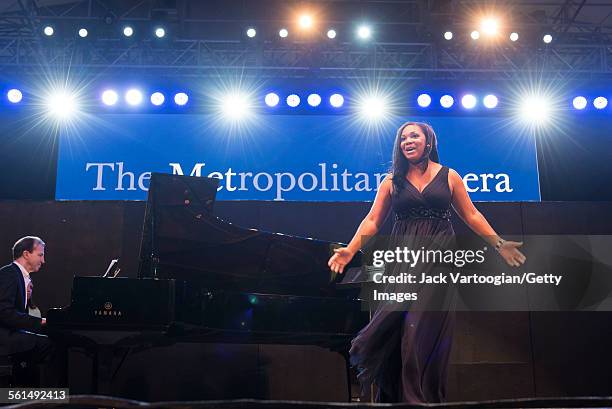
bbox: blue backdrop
[55,114,540,201]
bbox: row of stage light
[38,16,554,44]
[4,88,610,111]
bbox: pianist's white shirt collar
[13,260,30,281]
[13,261,31,309]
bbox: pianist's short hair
[12,236,45,260]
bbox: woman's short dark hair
[391,121,440,191]
[12,236,45,260]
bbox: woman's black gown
[349,166,456,403]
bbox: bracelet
[494,238,506,252]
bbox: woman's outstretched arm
[449,168,526,267]
[328,176,393,273]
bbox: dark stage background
[0,199,611,401]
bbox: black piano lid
[138,173,363,296]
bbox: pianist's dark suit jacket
[0,263,43,355]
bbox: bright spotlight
[444,31,453,40]
[101,90,119,106]
[246,28,256,38]
[279,28,289,38]
[594,97,608,110]
[155,27,166,38]
[327,29,337,39]
[174,92,188,106]
[440,95,454,108]
[7,89,23,104]
[483,94,498,109]
[572,96,587,110]
[510,32,519,42]
[470,30,480,40]
[417,94,431,108]
[286,94,300,107]
[123,26,134,37]
[357,25,371,40]
[357,95,389,121]
[264,93,279,107]
[43,26,54,36]
[78,28,88,38]
[150,92,165,106]
[125,89,143,106]
[481,19,498,36]
[330,93,344,108]
[221,93,251,120]
[519,96,551,125]
[543,34,552,44]
[46,91,77,119]
[461,94,477,109]
[299,15,313,29]
[307,94,321,107]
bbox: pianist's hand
[41,318,47,325]
[328,247,354,274]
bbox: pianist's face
[23,243,45,273]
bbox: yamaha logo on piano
[93,301,123,317]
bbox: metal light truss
[0,0,611,80]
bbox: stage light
[150,92,165,106]
[543,34,552,44]
[221,93,252,120]
[481,19,498,36]
[510,32,519,42]
[330,93,344,108]
[444,31,453,40]
[417,94,431,108]
[357,95,389,121]
[246,28,256,38]
[327,29,337,39]
[264,93,279,107]
[483,94,498,109]
[572,96,587,110]
[155,27,166,38]
[286,94,300,107]
[299,15,313,29]
[43,26,54,36]
[101,90,119,106]
[307,94,321,107]
[594,97,608,110]
[7,89,23,104]
[125,89,143,106]
[78,28,88,38]
[174,92,188,106]
[123,26,134,37]
[357,25,371,40]
[461,94,477,109]
[440,95,454,108]
[279,28,288,38]
[470,30,480,40]
[519,96,551,125]
[46,91,78,119]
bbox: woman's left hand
[498,241,526,267]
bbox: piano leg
[92,346,114,395]
[339,350,352,402]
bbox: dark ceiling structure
[0,0,611,80]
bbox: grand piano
[47,173,368,396]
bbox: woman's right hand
[328,247,355,274]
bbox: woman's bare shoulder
[381,173,394,193]
[447,167,462,180]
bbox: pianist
[0,236,53,386]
